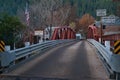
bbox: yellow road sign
[114,40,120,54]
[0,40,5,52]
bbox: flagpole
[25,2,30,44]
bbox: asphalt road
[2,40,109,80]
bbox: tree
[52,4,71,26]
[29,0,63,29]
[0,14,26,49]
[64,4,77,25]
[79,13,95,35]
[69,22,76,31]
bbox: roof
[104,31,120,35]
[103,26,120,35]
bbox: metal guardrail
[88,39,120,80]
[0,40,75,69]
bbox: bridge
[0,27,120,80]
[0,39,120,80]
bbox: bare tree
[53,4,71,26]
[30,0,63,29]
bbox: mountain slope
[0,0,117,18]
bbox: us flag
[25,3,30,26]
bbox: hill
[0,0,118,18]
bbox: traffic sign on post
[96,9,106,17]
[96,9,107,44]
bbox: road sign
[34,30,43,36]
[96,9,106,16]
[101,17,115,23]
[0,40,5,52]
[114,40,120,54]
[101,15,116,23]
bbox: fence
[88,39,120,80]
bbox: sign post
[96,9,106,44]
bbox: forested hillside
[64,0,117,17]
[0,0,118,17]
[0,0,26,15]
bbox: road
[1,40,109,80]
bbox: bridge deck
[1,40,109,80]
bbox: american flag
[25,3,30,26]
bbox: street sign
[96,9,106,16]
[34,30,43,36]
[101,15,116,23]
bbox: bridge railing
[0,39,75,71]
[88,39,120,79]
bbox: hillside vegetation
[0,0,117,17]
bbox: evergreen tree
[0,13,26,48]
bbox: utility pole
[96,9,106,44]
[25,2,31,45]
[100,22,103,44]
